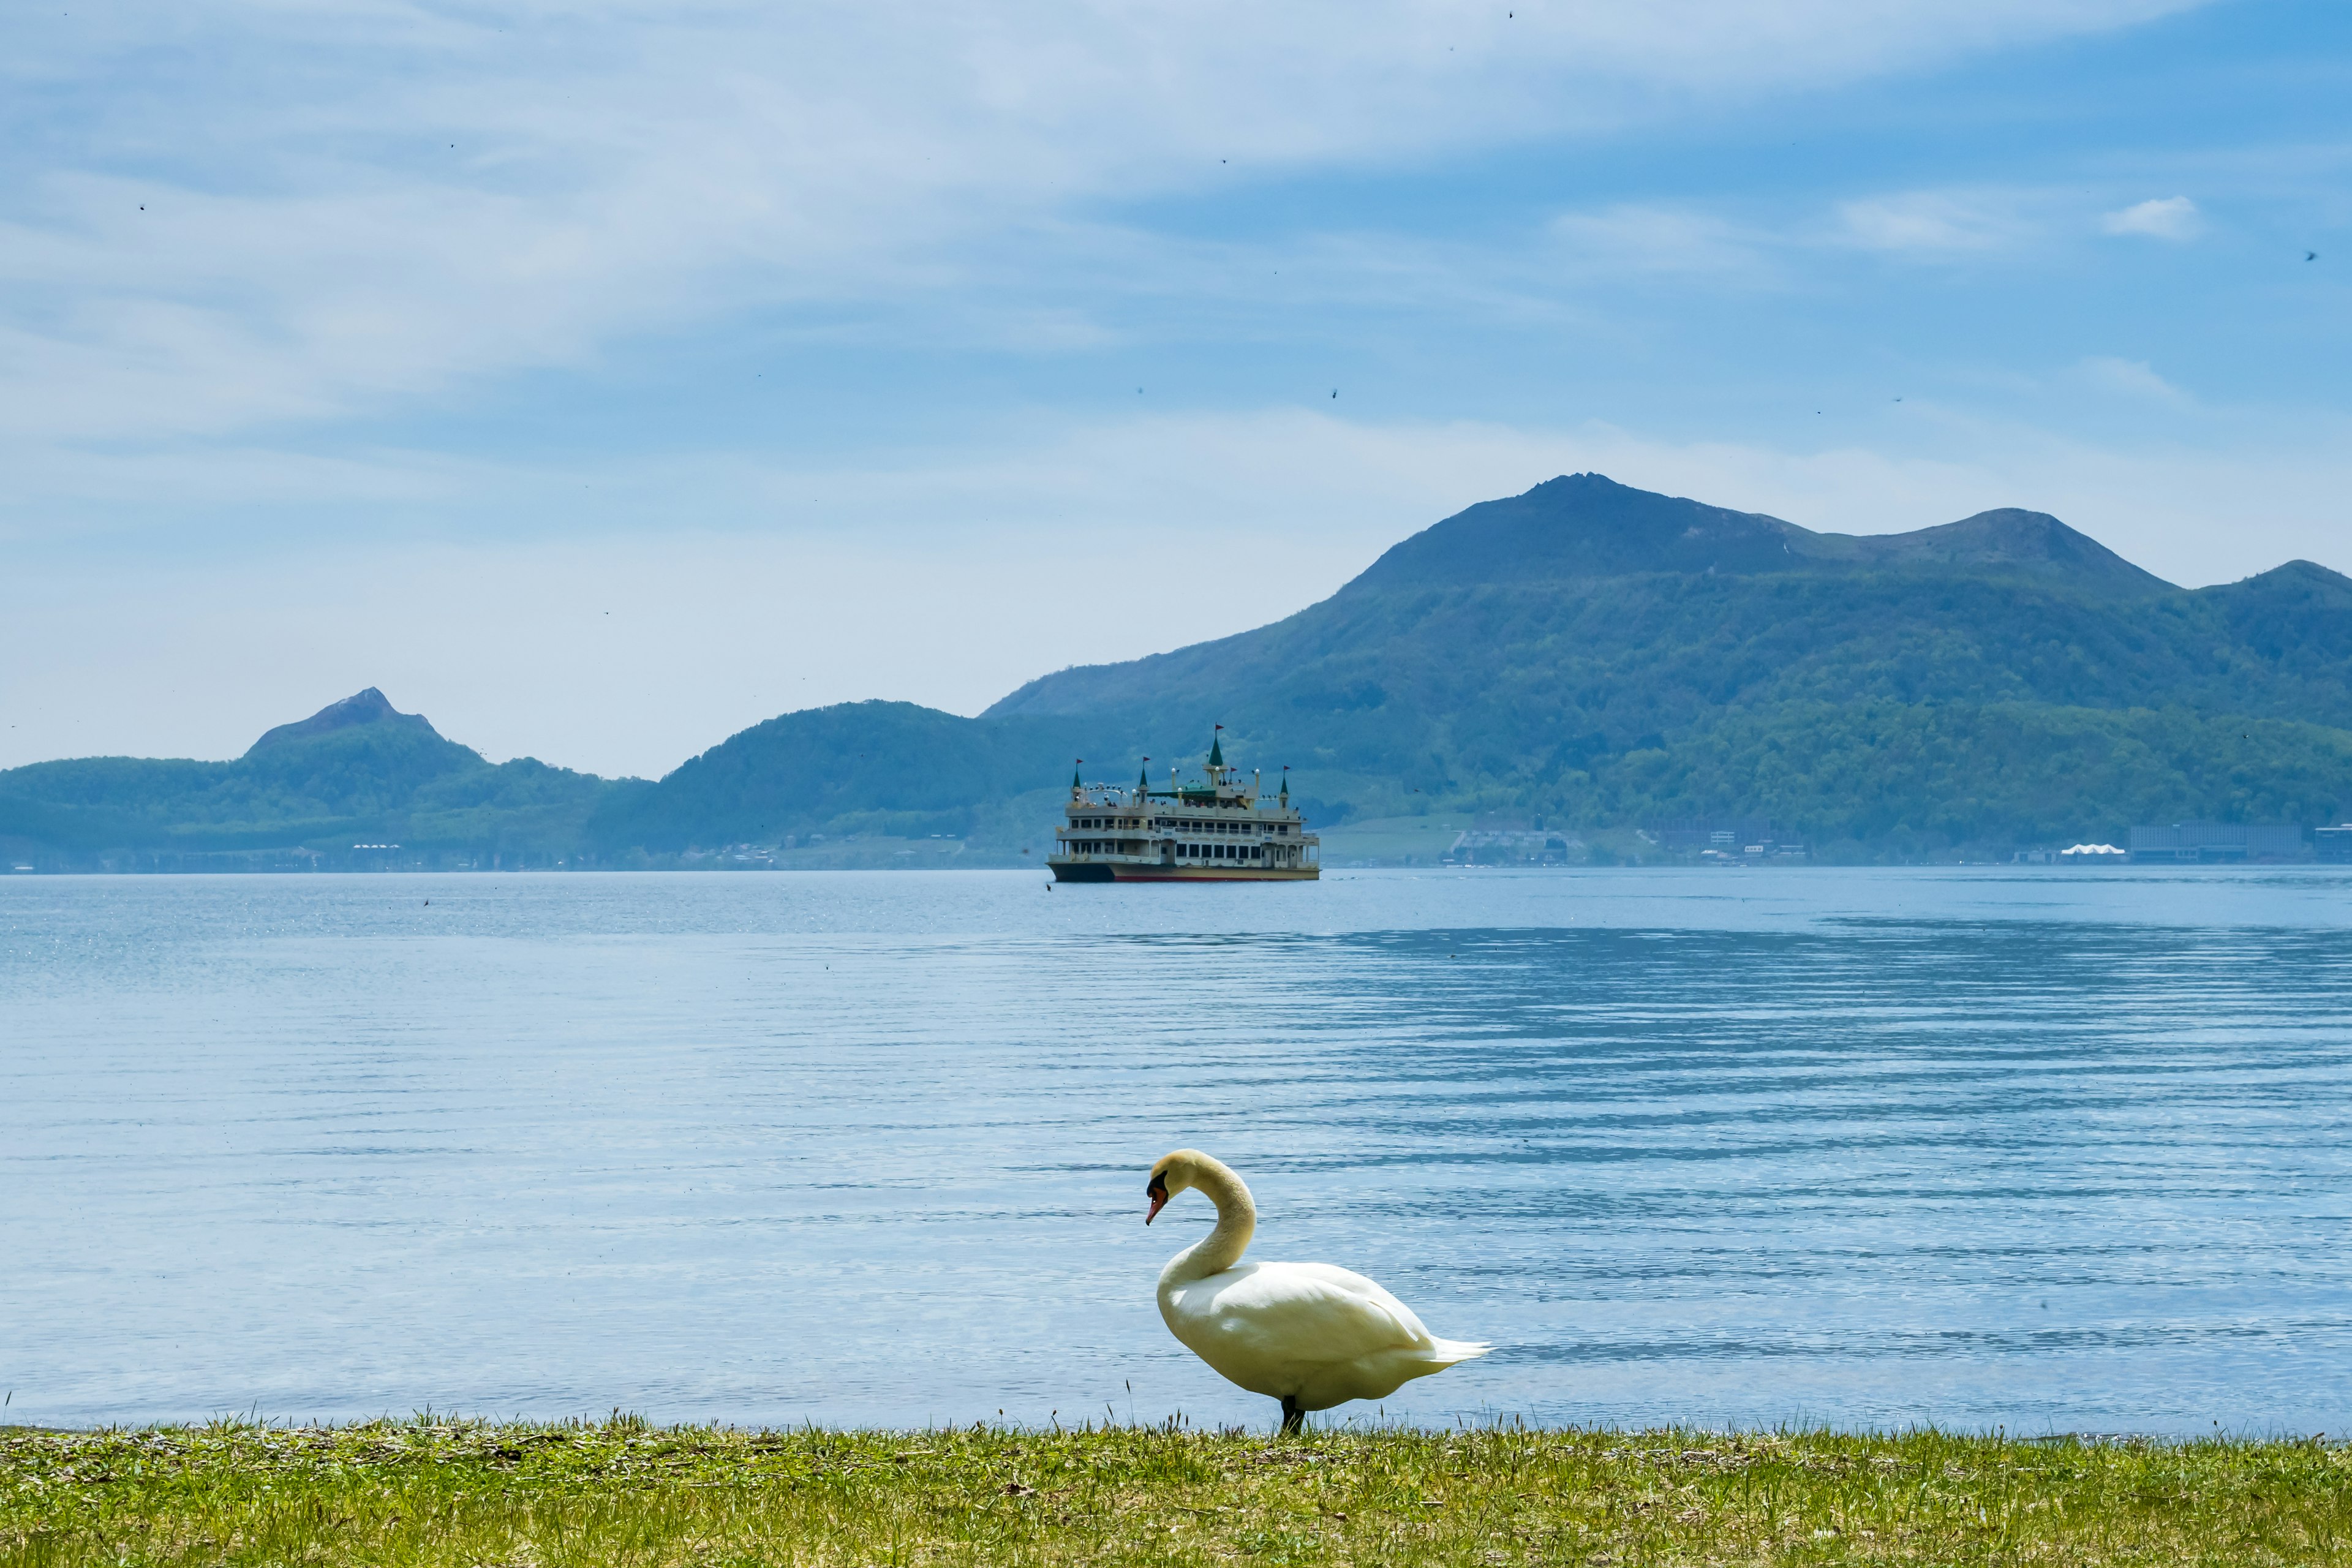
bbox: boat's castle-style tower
[1047,731,1319,883]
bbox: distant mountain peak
[245,688,442,755]
[1348,473,1804,590]
[1822,507,2172,592]
[1346,475,2172,596]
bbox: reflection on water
[3,867,2349,1434]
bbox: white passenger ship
[1048,734,1319,882]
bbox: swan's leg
[1278,1396,1303,1438]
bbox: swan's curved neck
[1165,1156,1257,1283]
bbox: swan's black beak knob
[1146,1174,1169,1225]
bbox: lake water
[4,867,2350,1436]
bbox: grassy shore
[6,1417,2349,1566]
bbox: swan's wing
[1175,1261,1436,1366]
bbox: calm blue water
[4,867,2350,1436]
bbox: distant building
[1641,816,1804,861]
[1444,828,1582,866]
[2017,844,2124,863]
[1647,816,1774,851]
[2317,826,2352,864]
[2127,823,2304,864]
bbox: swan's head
[1146,1148,1209,1225]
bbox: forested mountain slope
[581,702,1088,853]
[984,475,2352,850]
[9,476,2350,865]
[0,690,635,868]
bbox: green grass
[7,1418,2351,1566]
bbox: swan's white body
[1148,1150,1488,1419]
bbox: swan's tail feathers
[1427,1337,1492,1366]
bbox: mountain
[598,473,2352,860]
[582,701,1089,853]
[246,686,441,752]
[982,474,2352,851]
[8,473,2351,867]
[0,691,640,870]
[1335,475,2173,597]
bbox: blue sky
[4,0,2346,776]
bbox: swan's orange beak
[1145,1174,1169,1225]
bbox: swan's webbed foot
[1278,1395,1304,1438]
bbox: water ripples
[3,869,2349,1434]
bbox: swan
[1146,1148,1490,1434]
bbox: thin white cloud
[1547,205,1779,282]
[1833,190,2030,254]
[2101,195,2203,239]
[0,0,2209,452]
[2077,355,2188,401]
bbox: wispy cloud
[1547,205,1779,282]
[0,0,2211,454]
[2077,355,2188,401]
[1833,190,2032,254]
[2101,195,2203,239]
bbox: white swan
[1146,1148,1490,1434]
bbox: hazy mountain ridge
[0,693,636,867]
[581,701,1092,853]
[1331,475,2176,597]
[7,474,2351,866]
[974,475,2352,848]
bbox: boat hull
[1049,860,1317,883]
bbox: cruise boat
[1048,734,1320,882]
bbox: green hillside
[982,475,2352,852]
[7,475,2350,867]
[581,701,1091,854]
[0,690,638,870]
